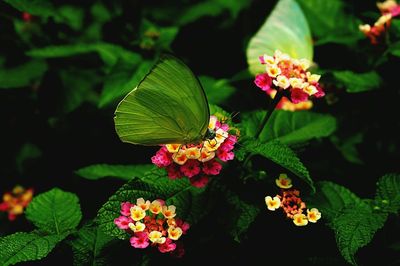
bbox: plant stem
[242,90,284,168]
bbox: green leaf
[27,43,140,66]
[97,169,205,239]
[241,110,336,145]
[388,41,400,57]
[199,76,235,105]
[98,60,152,108]
[0,60,47,89]
[4,0,56,18]
[71,224,114,266]
[239,139,314,191]
[333,71,382,93]
[375,173,400,214]
[332,208,387,265]
[56,5,84,31]
[297,0,363,45]
[25,188,82,235]
[16,143,42,173]
[0,231,68,266]
[75,164,155,181]
[310,181,369,221]
[331,133,364,164]
[246,0,313,75]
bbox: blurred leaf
[177,0,250,26]
[388,41,400,57]
[26,188,82,235]
[97,169,206,239]
[75,164,155,181]
[0,60,47,89]
[59,69,99,113]
[239,139,314,191]
[55,5,84,31]
[297,0,363,45]
[139,20,179,51]
[375,173,400,214]
[247,0,313,75]
[0,231,68,266]
[209,104,232,119]
[16,143,42,173]
[241,110,336,145]
[98,60,152,108]
[27,43,140,66]
[332,208,387,265]
[331,133,364,164]
[199,76,235,105]
[4,0,56,18]
[310,181,369,221]
[332,71,382,93]
[71,223,114,266]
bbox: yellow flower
[172,151,188,165]
[208,116,218,130]
[265,196,281,211]
[374,13,392,26]
[262,54,276,65]
[128,221,146,232]
[130,206,146,221]
[167,218,176,227]
[10,204,24,215]
[298,58,311,71]
[293,213,308,226]
[266,65,281,78]
[377,0,397,12]
[303,85,318,96]
[289,77,304,88]
[186,147,200,159]
[215,128,228,143]
[149,200,163,214]
[275,174,293,189]
[273,75,290,89]
[148,231,166,244]
[274,50,290,62]
[198,149,215,162]
[204,138,221,152]
[168,227,183,240]
[359,24,371,34]
[136,198,150,211]
[306,72,321,83]
[166,144,181,153]
[162,205,177,219]
[307,208,321,223]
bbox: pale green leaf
[75,164,155,181]
[0,231,68,266]
[375,173,400,214]
[241,110,336,145]
[332,208,387,265]
[0,60,47,89]
[333,71,382,93]
[199,76,235,105]
[247,0,313,75]
[25,188,82,235]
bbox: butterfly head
[204,128,216,140]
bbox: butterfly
[114,54,213,146]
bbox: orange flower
[0,185,34,221]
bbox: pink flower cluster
[114,198,189,257]
[254,50,325,106]
[359,0,400,44]
[151,116,238,188]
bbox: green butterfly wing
[114,55,210,145]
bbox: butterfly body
[114,55,210,146]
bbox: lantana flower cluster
[151,116,237,188]
[359,0,400,44]
[114,198,189,256]
[254,50,324,110]
[0,185,34,221]
[265,174,321,226]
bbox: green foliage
[25,188,82,235]
[310,181,369,221]
[27,43,140,66]
[99,60,152,108]
[239,138,314,191]
[0,60,47,89]
[4,0,56,18]
[16,142,42,173]
[241,110,336,145]
[71,224,114,266]
[375,173,400,213]
[332,208,387,265]
[75,164,155,181]
[199,76,235,105]
[296,0,363,45]
[0,231,68,266]
[331,133,364,164]
[332,71,382,93]
[247,0,313,75]
[96,169,207,239]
